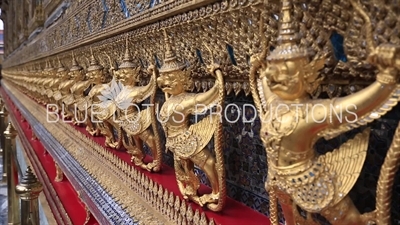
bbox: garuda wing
[288,128,370,212]
[319,128,370,206]
[165,114,219,159]
[119,107,152,136]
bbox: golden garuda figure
[92,39,139,149]
[41,60,56,105]
[56,53,84,119]
[35,63,47,104]
[28,65,41,101]
[156,30,226,211]
[64,54,90,126]
[96,38,163,172]
[48,57,69,112]
[32,65,43,102]
[77,48,108,136]
[28,70,34,97]
[249,0,400,224]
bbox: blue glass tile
[196,49,204,64]
[226,44,237,66]
[101,0,109,28]
[119,0,130,18]
[154,55,161,69]
[149,0,157,8]
[86,7,92,33]
[330,31,347,62]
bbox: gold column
[4,122,20,225]
[16,166,44,225]
[0,104,9,181]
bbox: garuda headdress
[57,57,67,73]
[87,48,104,72]
[70,51,83,72]
[267,0,308,62]
[119,38,136,69]
[267,0,326,92]
[159,30,186,73]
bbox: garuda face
[157,70,187,96]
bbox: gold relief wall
[5,0,400,92]
[1,0,400,224]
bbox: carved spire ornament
[70,51,83,72]
[119,37,136,69]
[159,29,186,73]
[87,47,103,72]
[267,0,307,62]
[56,56,66,73]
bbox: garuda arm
[318,3,400,140]
[317,0,400,139]
[184,64,225,115]
[124,73,156,104]
[249,53,273,116]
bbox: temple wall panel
[1,0,400,224]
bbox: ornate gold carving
[157,30,226,211]
[94,37,163,172]
[63,54,88,125]
[6,0,400,95]
[249,0,400,224]
[4,0,400,224]
[375,122,400,225]
[4,80,223,224]
[4,0,219,67]
[4,97,74,225]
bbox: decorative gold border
[4,0,220,67]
